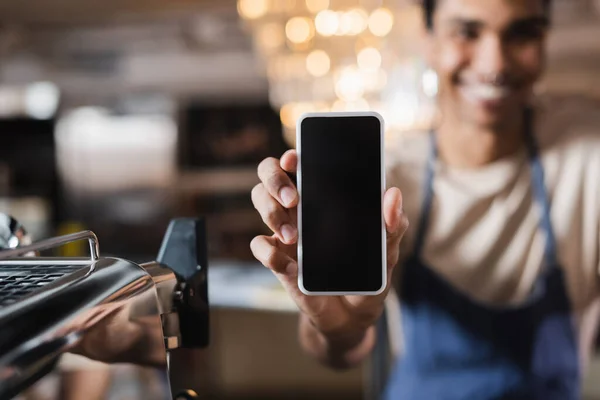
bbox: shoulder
[535,95,600,215]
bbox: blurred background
[1,0,600,399]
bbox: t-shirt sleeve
[552,97,600,279]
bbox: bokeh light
[306,50,331,77]
[305,0,329,14]
[315,10,339,36]
[368,8,394,37]
[286,17,315,44]
[237,0,269,20]
[357,47,382,71]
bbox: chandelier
[237,0,438,146]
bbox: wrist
[318,322,370,350]
[299,314,375,369]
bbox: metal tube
[0,231,100,262]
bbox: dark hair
[423,0,552,30]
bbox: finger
[386,211,408,271]
[258,157,298,208]
[250,235,329,317]
[250,235,300,289]
[384,187,408,238]
[280,150,298,174]
[250,235,296,275]
[384,187,409,270]
[251,183,297,245]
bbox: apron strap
[524,108,559,268]
[411,109,558,268]
[412,130,437,257]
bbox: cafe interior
[1,0,600,399]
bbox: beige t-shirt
[385,95,600,369]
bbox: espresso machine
[0,213,210,400]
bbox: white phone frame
[296,111,387,296]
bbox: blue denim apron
[384,120,580,399]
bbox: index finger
[280,149,298,174]
[258,157,298,208]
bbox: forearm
[298,313,376,370]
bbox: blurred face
[428,0,549,129]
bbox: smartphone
[296,111,386,296]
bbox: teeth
[463,84,510,102]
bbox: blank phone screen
[299,115,384,293]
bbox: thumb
[383,188,408,272]
[384,188,409,259]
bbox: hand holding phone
[250,112,409,341]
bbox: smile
[460,83,512,104]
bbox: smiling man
[250,0,600,398]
